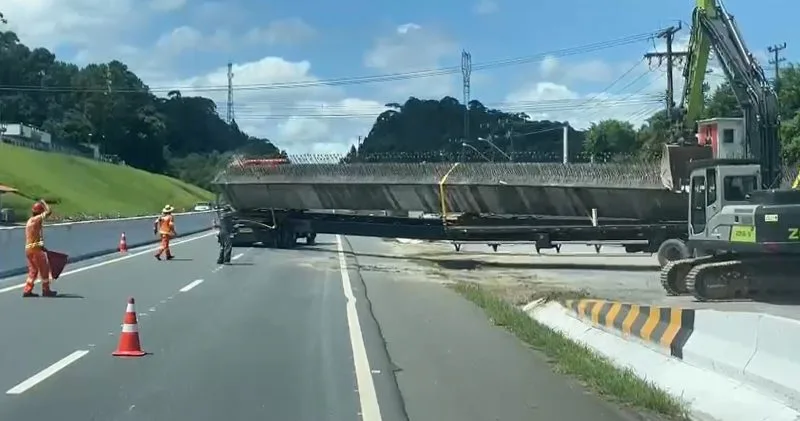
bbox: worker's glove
[153,229,157,236]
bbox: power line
[0,30,661,94]
[229,98,662,119]
[768,42,787,91]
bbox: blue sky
[3,0,797,153]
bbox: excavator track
[659,255,720,296]
[660,258,699,295]
[684,255,800,302]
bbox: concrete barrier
[526,300,800,421]
[562,299,695,358]
[682,310,800,409]
[562,300,800,411]
[0,211,215,278]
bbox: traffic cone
[118,232,128,253]
[112,297,146,357]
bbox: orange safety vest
[25,216,45,250]
[156,215,175,236]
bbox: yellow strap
[437,163,460,223]
[25,241,44,249]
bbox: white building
[695,117,746,159]
[0,123,52,144]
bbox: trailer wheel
[555,244,561,253]
[453,243,461,252]
[490,244,499,252]
[656,239,690,267]
[534,245,541,254]
[306,233,316,245]
[594,244,602,253]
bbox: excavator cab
[685,159,761,249]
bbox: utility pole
[461,50,472,143]
[768,43,787,91]
[226,62,235,124]
[644,23,688,123]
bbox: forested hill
[346,65,800,165]
[347,97,587,162]
[0,30,282,189]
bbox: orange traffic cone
[118,233,128,253]
[112,297,146,357]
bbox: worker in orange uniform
[153,204,177,261]
[23,200,57,297]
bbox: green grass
[450,282,690,420]
[0,142,213,221]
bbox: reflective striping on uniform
[564,299,695,359]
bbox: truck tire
[656,239,690,267]
[306,233,316,245]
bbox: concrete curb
[562,299,695,358]
[0,211,215,278]
[523,299,800,421]
[559,299,800,409]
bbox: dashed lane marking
[179,279,204,292]
[6,350,90,395]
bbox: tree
[352,96,585,163]
[0,29,283,187]
[584,120,637,160]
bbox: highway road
[0,232,661,421]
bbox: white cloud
[161,57,388,154]
[155,26,204,54]
[363,22,459,100]
[1,0,143,52]
[148,0,186,12]
[473,0,499,15]
[503,33,731,130]
[246,18,316,46]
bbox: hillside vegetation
[0,28,284,198]
[0,142,212,221]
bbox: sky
[1,0,797,155]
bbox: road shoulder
[341,236,668,421]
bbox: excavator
[658,0,800,301]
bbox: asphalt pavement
[0,232,660,420]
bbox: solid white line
[0,231,216,295]
[179,279,204,292]
[335,235,383,421]
[6,350,90,395]
[232,253,244,260]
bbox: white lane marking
[232,253,244,260]
[179,279,203,292]
[335,235,383,421]
[0,231,216,295]
[6,350,90,395]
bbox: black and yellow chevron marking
[562,299,695,359]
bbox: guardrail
[0,211,216,278]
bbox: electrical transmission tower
[226,62,235,124]
[768,42,787,91]
[461,50,472,142]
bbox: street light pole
[461,142,491,162]
[477,136,512,161]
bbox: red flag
[46,250,69,279]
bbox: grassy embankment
[451,282,689,420]
[0,142,213,222]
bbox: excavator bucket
[660,144,713,191]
